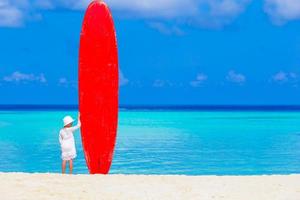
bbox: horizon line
[2,104,300,111]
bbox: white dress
[59,120,81,161]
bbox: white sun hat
[63,116,75,126]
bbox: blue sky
[1,0,300,105]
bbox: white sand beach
[1,173,300,200]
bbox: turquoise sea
[0,108,300,175]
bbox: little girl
[59,113,81,174]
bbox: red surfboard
[79,0,119,174]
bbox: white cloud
[108,0,251,28]
[119,70,129,86]
[148,22,184,35]
[153,79,165,87]
[272,71,288,82]
[264,0,300,24]
[58,77,77,88]
[152,79,174,87]
[39,74,47,83]
[0,0,86,27]
[226,70,246,84]
[190,73,208,87]
[3,71,47,83]
[195,0,251,28]
[0,1,24,27]
[272,71,298,82]
[0,0,251,28]
[153,79,164,87]
[33,0,89,10]
[106,0,197,19]
[33,0,54,9]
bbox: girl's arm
[68,113,81,132]
[70,119,81,132]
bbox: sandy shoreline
[1,173,300,200]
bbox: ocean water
[0,109,300,175]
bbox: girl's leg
[62,160,67,174]
[69,159,73,174]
